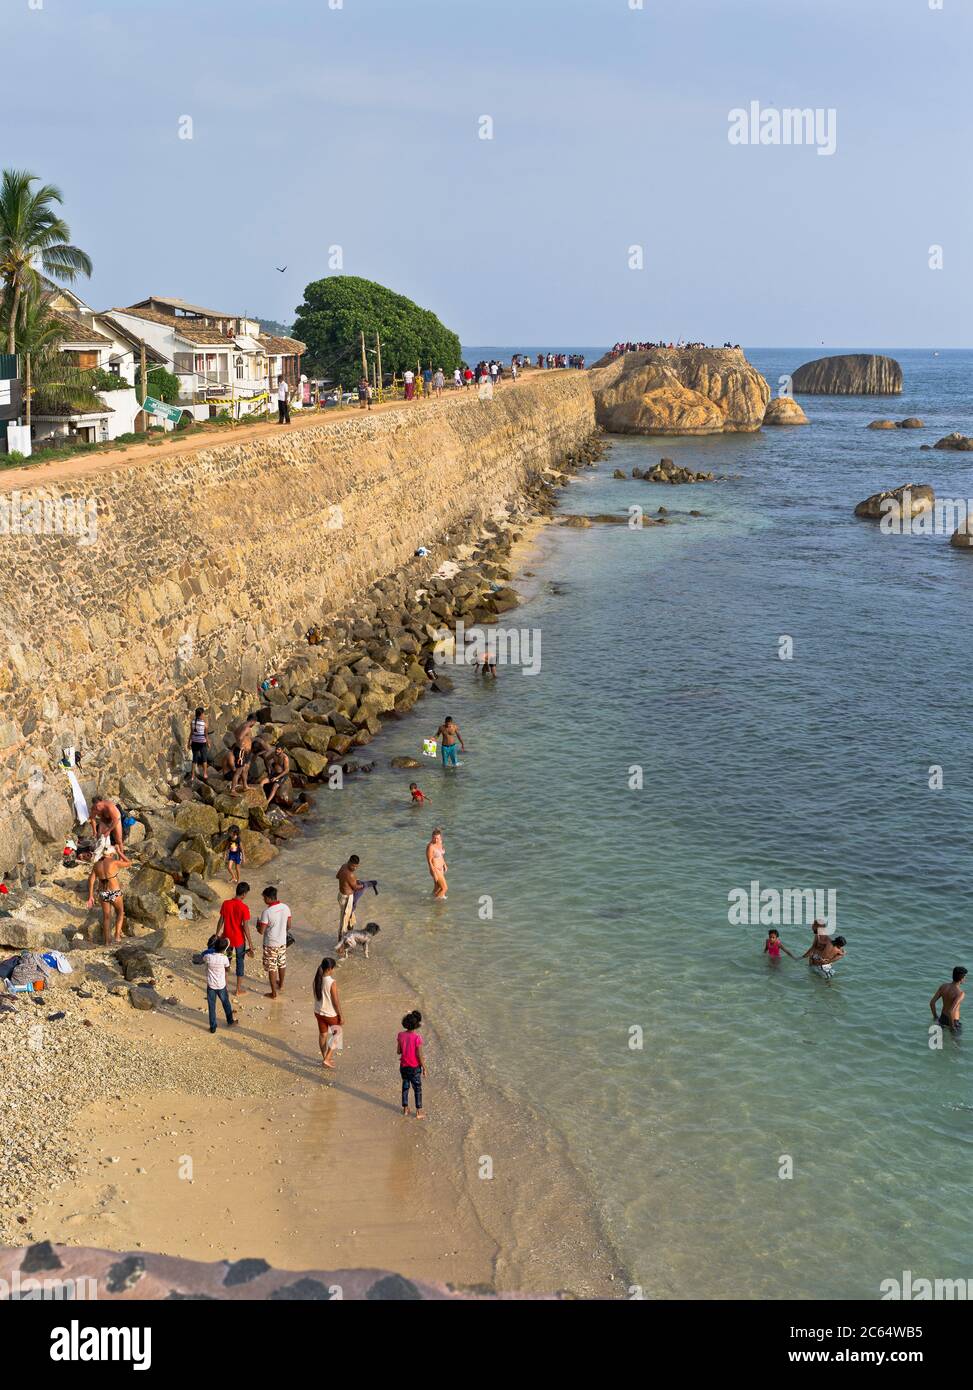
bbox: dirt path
[0,375,556,494]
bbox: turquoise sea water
[302,349,973,1299]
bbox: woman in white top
[313,956,342,1070]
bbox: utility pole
[139,340,148,432]
[360,331,368,384]
[375,333,383,402]
[24,353,31,430]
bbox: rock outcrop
[763,397,809,426]
[590,348,770,436]
[854,483,934,521]
[791,353,902,395]
[934,432,973,451]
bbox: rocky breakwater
[589,348,770,436]
[0,371,597,879]
[791,353,903,395]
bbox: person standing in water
[763,929,795,961]
[336,855,364,939]
[426,828,447,899]
[435,715,465,768]
[397,1010,426,1118]
[930,966,967,1032]
[313,957,342,1070]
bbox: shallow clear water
[297,349,973,1299]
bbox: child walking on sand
[225,827,245,883]
[193,933,237,1034]
[397,1010,426,1118]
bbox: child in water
[409,782,427,806]
[763,929,795,961]
[225,827,245,884]
[397,1010,426,1119]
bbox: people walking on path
[218,881,254,996]
[426,828,448,899]
[397,1010,426,1118]
[358,376,371,410]
[257,885,290,999]
[313,956,342,1070]
[403,368,415,400]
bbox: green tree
[293,275,461,380]
[0,170,93,355]
[145,366,180,403]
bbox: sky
[5,0,972,346]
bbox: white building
[29,288,162,445]
[105,296,304,421]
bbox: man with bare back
[930,967,966,1032]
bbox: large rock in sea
[933,432,973,451]
[854,483,934,521]
[590,348,769,436]
[791,353,902,395]
[763,397,809,426]
[950,520,973,550]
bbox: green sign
[142,395,183,423]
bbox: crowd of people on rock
[609,339,741,356]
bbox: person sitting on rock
[260,745,291,806]
[89,795,130,865]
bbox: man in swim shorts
[803,933,846,977]
[930,966,966,1032]
[435,716,465,768]
[86,846,127,944]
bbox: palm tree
[0,287,105,428]
[0,169,93,355]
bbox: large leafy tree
[0,169,93,354]
[293,275,461,380]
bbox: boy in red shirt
[409,782,428,806]
[218,882,254,996]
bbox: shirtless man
[230,715,260,793]
[86,847,126,944]
[930,966,967,1032]
[336,855,364,939]
[802,931,846,978]
[426,828,447,899]
[435,716,465,769]
[88,795,130,864]
[261,745,290,806]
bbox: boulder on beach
[854,483,934,521]
[763,396,809,426]
[590,347,770,436]
[791,353,902,395]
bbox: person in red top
[218,882,254,996]
[409,782,427,806]
[397,1009,426,1119]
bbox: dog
[335,921,381,960]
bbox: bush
[146,366,181,403]
[89,367,130,392]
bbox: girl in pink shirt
[397,1010,426,1119]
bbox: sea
[293,347,973,1299]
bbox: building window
[235,354,244,381]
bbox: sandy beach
[5,493,624,1299]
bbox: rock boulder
[791,353,902,395]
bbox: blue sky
[5,0,971,345]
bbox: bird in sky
[276,265,287,273]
